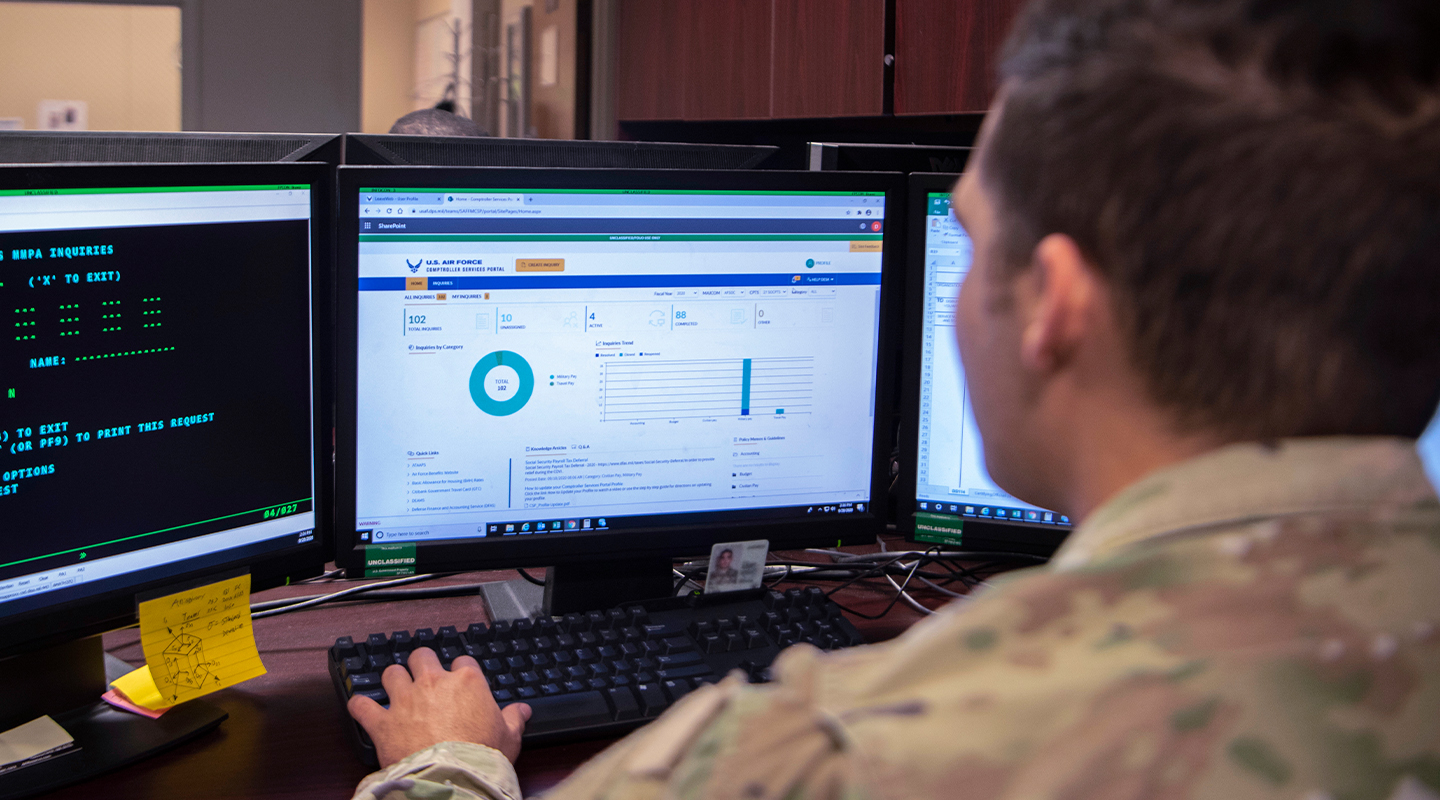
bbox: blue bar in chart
[740,358,752,416]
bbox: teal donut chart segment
[469,350,535,416]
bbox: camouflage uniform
[354,437,1440,800]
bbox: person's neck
[1056,401,1228,523]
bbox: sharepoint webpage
[914,192,1069,526]
[355,189,886,543]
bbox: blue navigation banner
[359,273,883,291]
[358,217,882,235]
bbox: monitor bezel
[334,165,904,575]
[898,172,1072,554]
[0,162,331,658]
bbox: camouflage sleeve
[352,741,523,800]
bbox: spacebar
[511,691,613,734]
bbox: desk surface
[41,539,973,800]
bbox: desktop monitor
[343,134,777,170]
[335,166,903,614]
[807,142,972,174]
[0,163,328,796]
[899,173,1072,555]
[0,131,342,164]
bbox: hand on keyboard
[347,646,534,767]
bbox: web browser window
[914,192,1069,528]
[0,184,316,611]
[354,188,887,542]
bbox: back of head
[985,0,1440,440]
[389,108,486,137]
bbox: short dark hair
[389,108,486,137]
[985,0,1440,439]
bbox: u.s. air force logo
[407,258,422,273]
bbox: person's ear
[1018,233,1099,374]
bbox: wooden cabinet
[894,0,1025,114]
[771,0,885,119]
[684,0,773,120]
[615,0,1015,122]
[615,0,689,120]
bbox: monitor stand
[479,557,675,620]
[0,635,227,800]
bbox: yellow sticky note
[137,573,266,707]
[109,665,168,711]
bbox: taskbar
[916,499,1071,527]
[356,500,869,544]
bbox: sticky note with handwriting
[138,573,266,706]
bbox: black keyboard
[328,586,865,767]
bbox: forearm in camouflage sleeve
[352,741,524,800]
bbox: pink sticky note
[101,689,168,719]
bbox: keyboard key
[563,680,585,693]
[619,643,639,657]
[511,639,531,655]
[393,650,411,667]
[586,611,606,629]
[587,677,608,690]
[353,687,389,706]
[609,674,631,687]
[520,671,541,685]
[495,674,518,688]
[415,628,437,648]
[366,633,390,652]
[566,666,587,680]
[661,679,691,703]
[391,631,414,652]
[482,658,506,674]
[491,621,512,638]
[542,667,564,682]
[607,686,641,720]
[578,631,599,647]
[440,646,464,662]
[587,662,609,677]
[493,689,514,702]
[575,648,598,663]
[555,633,577,649]
[368,652,394,670]
[636,671,656,684]
[487,641,509,657]
[533,636,555,652]
[466,623,490,643]
[656,651,701,667]
[529,653,551,668]
[439,626,461,645]
[333,636,360,660]
[506,655,527,670]
[612,659,635,675]
[597,645,619,660]
[724,631,743,652]
[518,686,539,699]
[340,656,366,677]
[636,682,668,715]
[599,630,620,645]
[606,609,626,629]
[541,683,562,696]
[514,619,535,635]
[657,664,714,680]
[562,613,586,632]
[346,672,382,692]
[513,690,612,735]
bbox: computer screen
[902,175,1071,553]
[336,167,901,590]
[0,164,327,654]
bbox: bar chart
[600,357,815,421]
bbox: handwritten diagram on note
[137,573,267,706]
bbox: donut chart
[469,350,534,416]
